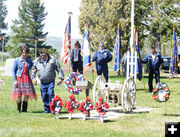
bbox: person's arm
[159,53,163,64]
[12,59,18,83]
[92,52,97,62]
[141,54,148,64]
[55,58,64,84]
[31,59,38,85]
[70,49,74,61]
[107,51,112,62]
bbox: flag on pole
[134,29,142,81]
[82,24,91,70]
[61,15,71,64]
[169,28,178,78]
[113,28,121,73]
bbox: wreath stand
[76,80,93,117]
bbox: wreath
[64,72,86,95]
[152,82,170,102]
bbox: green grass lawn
[0,68,180,137]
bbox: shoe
[148,90,152,93]
[17,101,21,113]
[43,111,50,113]
[22,101,28,112]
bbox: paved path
[58,106,154,122]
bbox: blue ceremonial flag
[82,24,91,70]
[113,28,121,73]
[134,29,142,81]
[169,28,178,78]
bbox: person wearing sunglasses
[31,48,64,113]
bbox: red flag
[62,15,71,64]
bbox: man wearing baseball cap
[92,42,112,82]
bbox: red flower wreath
[95,98,109,116]
[50,95,64,113]
[77,97,94,114]
[64,95,79,113]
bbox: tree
[79,0,131,53]
[0,0,8,49]
[0,0,8,30]
[79,0,180,56]
[10,0,48,58]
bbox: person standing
[70,40,83,74]
[92,42,112,82]
[142,46,163,92]
[12,45,37,113]
[31,48,64,113]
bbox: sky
[5,0,82,38]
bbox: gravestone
[1,58,15,76]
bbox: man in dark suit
[70,40,83,74]
[92,42,112,82]
[142,46,163,92]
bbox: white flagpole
[127,0,135,80]
[130,0,134,77]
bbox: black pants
[148,70,160,92]
[72,61,83,74]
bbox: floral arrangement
[95,98,109,116]
[50,95,64,119]
[64,72,86,95]
[152,82,170,102]
[77,97,94,114]
[64,94,79,114]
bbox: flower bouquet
[64,94,79,119]
[77,97,94,120]
[50,95,64,119]
[95,98,109,122]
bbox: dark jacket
[92,49,112,66]
[142,52,163,71]
[70,49,83,67]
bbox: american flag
[62,15,71,64]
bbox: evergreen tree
[10,0,48,58]
[0,0,7,30]
[0,0,8,48]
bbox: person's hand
[14,82,18,88]
[32,69,37,73]
[33,79,37,85]
[59,79,63,84]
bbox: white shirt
[74,48,79,62]
[151,54,155,61]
